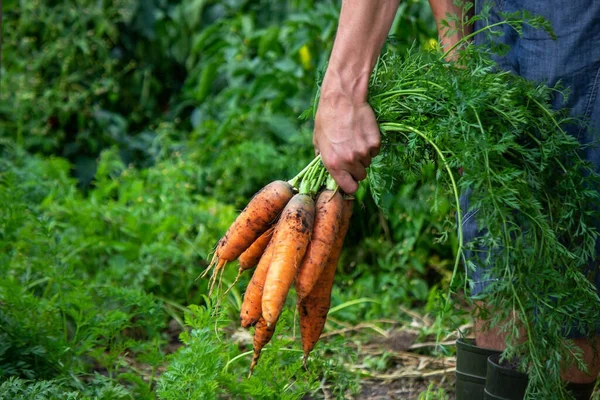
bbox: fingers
[347,163,367,182]
[315,137,377,194]
[356,137,379,171]
[366,131,381,160]
[331,169,359,194]
[312,100,381,194]
[333,164,366,195]
[321,151,368,194]
[369,141,381,159]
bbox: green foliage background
[0,0,457,398]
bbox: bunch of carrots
[202,156,352,375]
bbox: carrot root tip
[207,274,217,296]
[201,251,220,278]
[207,259,227,296]
[223,267,243,296]
[200,263,212,279]
[249,354,260,377]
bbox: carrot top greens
[297,9,600,399]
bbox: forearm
[321,0,401,103]
[429,0,473,54]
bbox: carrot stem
[325,175,338,191]
[311,166,326,194]
[288,155,321,189]
[298,159,330,195]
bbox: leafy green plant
[0,142,235,395]
[0,160,164,397]
[336,163,455,321]
[359,13,599,399]
[418,383,450,400]
[0,376,127,400]
[1,0,188,164]
[157,303,320,400]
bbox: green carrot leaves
[309,12,600,398]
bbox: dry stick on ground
[319,323,390,339]
[344,364,456,380]
[359,348,456,369]
[408,340,457,350]
[398,305,432,327]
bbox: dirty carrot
[202,180,294,293]
[224,226,275,295]
[261,193,315,327]
[248,316,276,377]
[239,226,275,271]
[240,239,276,329]
[298,198,353,365]
[295,189,343,299]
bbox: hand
[313,91,381,194]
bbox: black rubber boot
[565,380,597,400]
[483,354,528,400]
[455,338,502,400]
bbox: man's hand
[311,0,400,194]
[313,0,470,194]
[313,91,380,194]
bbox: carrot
[248,316,277,376]
[295,190,343,299]
[239,226,275,271]
[261,193,315,327]
[298,198,353,365]
[224,226,275,296]
[202,180,294,293]
[240,239,276,329]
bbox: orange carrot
[202,180,294,293]
[261,193,315,327]
[295,190,343,299]
[298,198,353,365]
[239,226,275,271]
[240,239,276,329]
[248,316,277,376]
[224,226,275,296]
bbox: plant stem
[379,122,465,347]
[326,175,338,191]
[371,89,430,99]
[441,20,517,60]
[312,165,326,194]
[380,122,464,284]
[328,298,381,315]
[288,155,321,189]
[299,163,315,194]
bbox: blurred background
[0,1,461,398]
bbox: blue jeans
[461,0,600,337]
